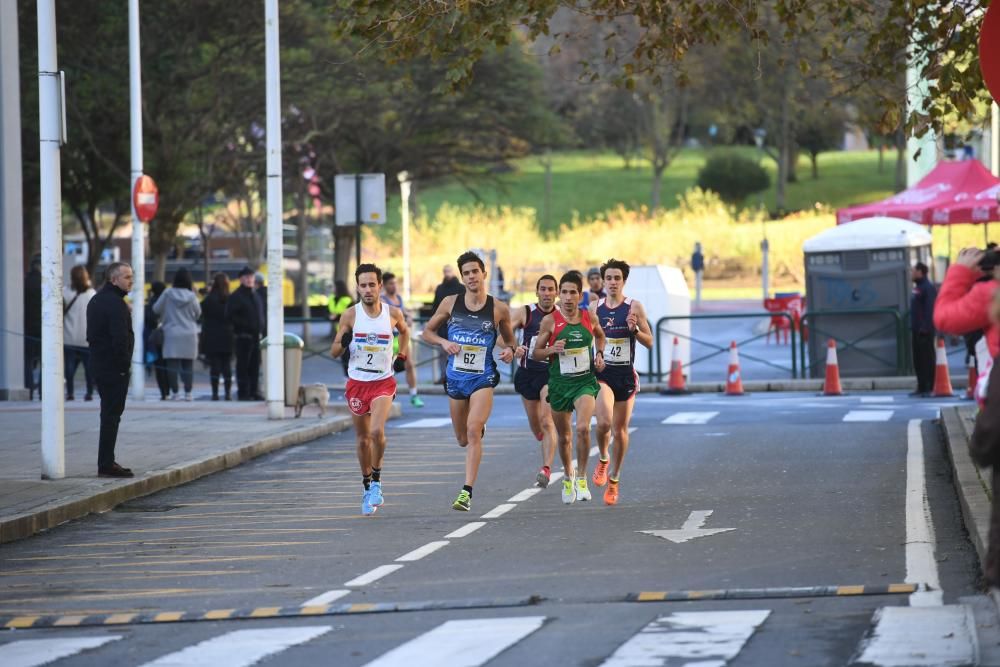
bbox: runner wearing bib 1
[546,309,601,412]
[444,295,500,400]
[595,296,639,402]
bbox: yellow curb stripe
[636,592,666,601]
[6,616,38,629]
[203,609,235,620]
[348,603,376,613]
[153,612,184,622]
[686,591,712,599]
[249,607,281,618]
[299,605,328,615]
[888,583,917,594]
[836,586,865,596]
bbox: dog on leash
[294,383,329,418]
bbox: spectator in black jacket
[24,256,41,398]
[431,265,465,382]
[910,262,938,397]
[202,273,234,400]
[145,281,169,400]
[86,262,135,478]
[227,266,264,401]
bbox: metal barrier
[798,308,906,378]
[649,312,797,382]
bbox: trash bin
[260,333,304,406]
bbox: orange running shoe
[604,479,620,506]
[592,458,610,487]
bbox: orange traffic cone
[965,357,977,400]
[724,341,745,396]
[931,338,955,398]
[822,339,843,396]
[663,337,690,395]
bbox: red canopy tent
[836,160,1000,225]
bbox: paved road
[0,392,986,666]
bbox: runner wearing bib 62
[330,264,410,517]
[590,258,654,506]
[532,271,607,505]
[422,251,517,512]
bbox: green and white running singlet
[546,309,600,412]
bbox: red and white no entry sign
[132,174,159,223]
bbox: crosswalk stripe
[600,610,770,666]
[508,488,542,502]
[362,616,545,667]
[662,411,719,425]
[861,396,894,403]
[138,626,331,667]
[843,410,894,422]
[0,636,122,667]
[397,418,453,429]
[851,606,976,666]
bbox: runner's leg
[521,396,543,445]
[609,396,636,480]
[538,385,557,469]
[595,383,614,461]
[369,394,394,470]
[574,393,597,478]
[449,398,470,447]
[551,408,574,477]
[405,357,417,392]
[463,389,494,487]
[353,413,373,477]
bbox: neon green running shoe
[562,477,576,505]
[452,489,471,511]
[410,395,425,408]
[576,477,592,501]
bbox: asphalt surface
[0,391,983,666]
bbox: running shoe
[562,477,576,504]
[535,466,551,488]
[361,489,377,516]
[410,395,425,408]
[592,458,610,487]
[452,489,471,511]
[369,481,384,507]
[576,477,592,501]
[604,479,620,506]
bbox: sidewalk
[942,405,992,565]
[0,394,398,544]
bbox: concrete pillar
[0,2,28,401]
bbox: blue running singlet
[445,295,500,400]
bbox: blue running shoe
[369,481,384,507]
[361,489,377,516]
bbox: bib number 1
[558,347,588,376]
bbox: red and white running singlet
[348,303,394,382]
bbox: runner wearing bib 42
[330,264,410,517]
[589,258,654,507]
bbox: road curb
[941,405,992,569]
[0,407,398,545]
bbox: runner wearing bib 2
[422,251,517,512]
[589,258,654,506]
[511,274,559,488]
[532,271,607,505]
[330,264,410,516]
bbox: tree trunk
[810,153,819,180]
[650,162,665,210]
[776,92,790,214]
[153,250,167,282]
[542,148,552,229]
[894,126,906,192]
[878,143,885,173]
[333,225,354,285]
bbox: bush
[696,153,771,206]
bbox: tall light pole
[264,0,285,420]
[128,0,146,400]
[37,0,65,478]
[754,127,769,301]
[398,171,412,305]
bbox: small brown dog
[294,383,329,418]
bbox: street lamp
[754,127,769,300]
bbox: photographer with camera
[933,246,1000,369]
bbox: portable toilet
[624,265,691,381]
[802,217,932,378]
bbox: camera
[981,247,1000,272]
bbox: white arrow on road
[639,510,735,544]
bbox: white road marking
[362,616,546,667]
[139,627,331,667]
[396,541,450,562]
[639,509,736,544]
[861,396,894,403]
[550,471,565,483]
[843,410,894,422]
[1,637,122,667]
[508,488,542,502]
[589,445,600,457]
[481,503,516,519]
[344,564,404,587]
[600,610,771,666]
[301,589,349,607]
[662,411,719,425]
[700,432,730,437]
[851,606,974,666]
[906,419,943,606]
[445,522,486,538]
[628,426,638,434]
[397,418,453,428]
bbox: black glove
[393,355,407,374]
[340,329,352,349]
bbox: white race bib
[558,347,589,376]
[604,337,630,365]
[454,344,487,373]
[352,344,390,374]
[527,336,538,356]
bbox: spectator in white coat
[153,267,202,400]
[63,265,96,401]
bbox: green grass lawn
[377,148,896,236]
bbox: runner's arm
[329,307,357,358]
[421,295,460,354]
[531,314,562,361]
[591,314,607,372]
[630,300,654,349]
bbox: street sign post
[335,173,386,267]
